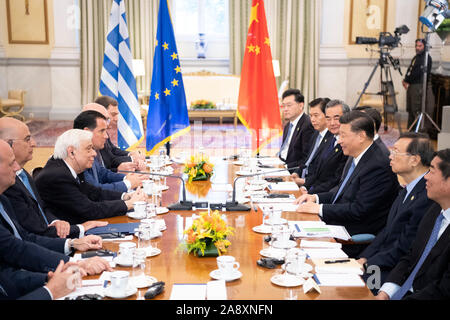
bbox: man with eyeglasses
[356,132,436,293]
[0,117,107,239]
[278,89,314,170]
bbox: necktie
[0,283,6,296]
[0,202,22,239]
[279,123,294,159]
[332,161,356,204]
[301,134,322,178]
[91,160,100,184]
[391,213,445,300]
[18,171,49,225]
[319,136,336,163]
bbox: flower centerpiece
[181,211,234,257]
[184,154,214,182]
[191,99,216,110]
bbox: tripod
[408,30,441,134]
[354,48,402,132]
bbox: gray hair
[325,99,350,114]
[53,129,93,160]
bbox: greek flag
[146,0,190,154]
[99,0,144,151]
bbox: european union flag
[146,0,190,154]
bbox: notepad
[170,283,207,300]
[313,273,365,287]
[206,280,227,300]
[267,181,300,191]
[302,248,348,259]
[312,258,364,275]
[300,240,342,249]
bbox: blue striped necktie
[18,171,49,225]
[0,202,22,240]
[332,161,356,204]
[279,123,293,158]
[302,133,322,178]
[391,213,445,300]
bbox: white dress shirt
[280,113,303,161]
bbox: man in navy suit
[292,99,349,194]
[72,110,144,192]
[295,111,400,257]
[377,149,450,300]
[354,106,390,157]
[0,139,112,278]
[356,132,435,291]
[0,117,107,238]
[278,89,315,170]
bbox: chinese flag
[237,0,282,154]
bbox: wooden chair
[0,90,26,121]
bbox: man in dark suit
[295,111,400,256]
[90,97,146,172]
[35,129,146,224]
[0,262,77,300]
[0,117,107,238]
[357,132,435,291]
[291,98,332,186]
[278,89,315,170]
[354,106,390,157]
[377,149,450,300]
[73,110,144,193]
[292,99,349,194]
[0,139,112,277]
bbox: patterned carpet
[28,120,400,153]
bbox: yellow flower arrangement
[191,99,216,110]
[184,154,214,183]
[181,211,234,257]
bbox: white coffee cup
[270,209,282,222]
[142,180,154,195]
[217,255,240,277]
[133,201,147,218]
[278,226,291,243]
[110,271,129,296]
[118,242,136,265]
[286,249,307,275]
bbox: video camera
[355,25,410,49]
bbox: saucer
[113,256,133,267]
[265,218,287,225]
[104,285,138,299]
[260,248,286,259]
[144,247,161,257]
[252,225,273,234]
[134,231,163,239]
[156,207,169,215]
[284,263,313,275]
[249,179,267,186]
[233,160,244,166]
[129,275,158,289]
[271,240,297,249]
[209,269,242,282]
[270,274,304,287]
[127,211,147,220]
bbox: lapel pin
[335,148,339,152]
[411,195,415,201]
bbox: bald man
[82,103,145,172]
[0,117,107,238]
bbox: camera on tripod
[355,25,410,49]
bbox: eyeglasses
[389,149,412,157]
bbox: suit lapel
[287,115,305,155]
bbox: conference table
[91,158,375,300]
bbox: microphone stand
[119,170,193,211]
[225,166,299,212]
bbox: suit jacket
[385,203,450,300]
[304,135,348,194]
[375,136,390,158]
[84,158,128,192]
[99,138,132,172]
[359,177,435,284]
[317,142,400,236]
[0,267,49,300]
[294,130,333,177]
[0,195,69,273]
[3,170,81,238]
[280,114,315,169]
[35,157,128,225]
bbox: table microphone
[118,170,193,211]
[226,166,299,212]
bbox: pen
[324,259,350,264]
[295,224,300,232]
